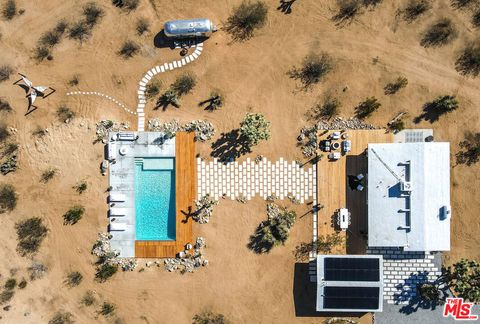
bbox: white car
[342,140,351,153]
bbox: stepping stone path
[136,43,204,131]
[197,157,317,203]
[66,91,135,115]
[366,248,443,305]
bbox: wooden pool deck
[135,132,195,258]
[316,130,393,254]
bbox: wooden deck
[135,132,195,258]
[316,130,393,254]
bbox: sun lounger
[109,193,126,202]
[108,141,117,161]
[109,221,127,231]
[117,132,136,141]
[109,208,127,216]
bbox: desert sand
[0,0,479,323]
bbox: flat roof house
[367,142,451,252]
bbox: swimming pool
[135,158,176,241]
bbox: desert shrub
[420,18,457,47]
[456,132,480,165]
[0,98,11,112]
[248,206,296,253]
[225,1,268,41]
[456,44,480,76]
[294,234,345,261]
[81,290,96,306]
[402,0,431,22]
[65,271,83,287]
[57,105,75,122]
[355,97,381,119]
[17,278,27,289]
[0,65,13,82]
[192,311,231,324]
[74,181,87,194]
[0,290,14,304]
[2,0,16,20]
[118,40,140,59]
[32,126,47,137]
[49,311,74,324]
[95,263,118,282]
[172,73,197,96]
[34,46,51,62]
[68,21,91,42]
[0,184,17,213]
[145,80,161,99]
[54,20,68,34]
[15,217,48,256]
[288,53,333,89]
[2,142,18,156]
[84,2,104,27]
[63,206,85,225]
[136,17,149,35]
[41,169,56,183]
[156,89,180,109]
[384,76,408,95]
[0,123,9,142]
[417,283,443,303]
[4,278,16,290]
[99,302,116,316]
[443,259,480,302]
[362,0,382,6]
[240,112,271,146]
[68,75,80,86]
[112,0,139,11]
[27,262,47,280]
[451,0,476,9]
[388,119,405,133]
[308,96,341,121]
[332,0,362,24]
[40,31,61,48]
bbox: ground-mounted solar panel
[323,287,380,310]
[324,257,380,282]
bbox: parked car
[320,140,331,152]
[343,140,351,153]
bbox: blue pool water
[135,158,176,240]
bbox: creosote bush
[332,0,362,25]
[2,142,18,157]
[402,0,431,22]
[288,53,333,89]
[355,97,381,119]
[2,0,16,20]
[63,205,85,225]
[81,290,96,306]
[118,40,140,59]
[456,132,480,165]
[68,21,91,42]
[49,311,74,324]
[0,184,17,213]
[0,65,13,82]
[74,181,87,194]
[15,217,48,256]
[308,96,341,121]
[172,73,197,96]
[4,278,16,290]
[34,46,51,62]
[99,301,116,316]
[145,80,161,99]
[192,311,231,324]
[57,105,75,122]
[66,271,83,287]
[136,17,150,35]
[420,18,457,47]
[68,75,80,86]
[384,76,408,95]
[225,1,268,41]
[456,44,480,77]
[95,263,118,282]
[112,0,139,11]
[389,119,406,133]
[240,112,271,146]
[84,2,104,27]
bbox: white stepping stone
[147,71,154,77]
[173,61,178,68]
[168,63,174,70]
[181,58,186,65]
[145,74,152,81]
[155,66,161,73]
[163,63,169,70]
[137,91,144,95]
[192,52,199,59]
[139,86,146,91]
[185,56,191,63]
[139,81,146,87]
[160,66,165,72]
[194,49,201,55]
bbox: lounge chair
[109,192,126,202]
[109,221,127,231]
[109,208,127,216]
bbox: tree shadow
[413,101,447,124]
[396,271,448,315]
[247,220,274,254]
[277,0,296,14]
[210,129,251,162]
[198,97,220,112]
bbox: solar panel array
[324,257,380,282]
[323,287,380,310]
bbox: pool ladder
[134,158,143,165]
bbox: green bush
[74,181,87,194]
[429,95,459,112]
[118,40,140,59]
[389,119,405,133]
[0,65,13,82]
[41,169,57,183]
[0,290,14,304]
[239,112,271,146]
[192,311,231,324]
[63,206,85,225]
[2,0,16,20]
[0,184,17,213]
[443,259,480,302]
[355,97,381,119]
[95,263,118,282]
[225,1,268,41]
[15,217,48,256]
[66,271,83,287]
[172,73,197,96]
[288,53,333,89]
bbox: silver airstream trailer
[164,18,216,38]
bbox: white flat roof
[367,142,451,252]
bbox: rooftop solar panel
[323,287,380,310]
[324,257,380,282]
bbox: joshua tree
[199,90,225,111]
[239,112,271,146]
[0,184,17,213]
[0,65,13,82]
[15,217,48,256]
[442,259,480,302]
[156,89,180,109]
[145,80,161,100]
[225,1,268,41]
[402,0,431,22]
[63,206,85,225]
[136,17,150,35]
[74,181,88,194]
[65,271,83,287]
[172,73,197,96]
[118,40,140,59]
[429,95,459,113]
[288,53,333,89]
[192,311,231,324]
[2,0,16,20]
[420,18,457,47]
[384,76,408,95]
[355,97,381,119]
[456,132,480,165]
[456,44,480,77]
